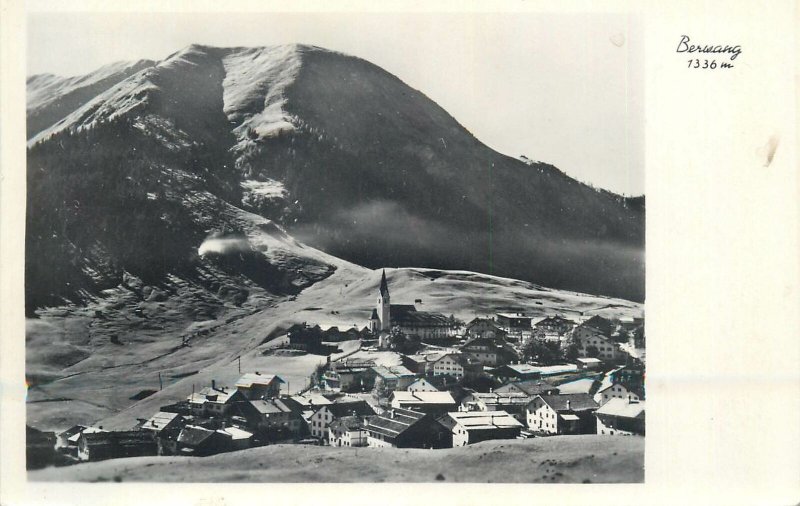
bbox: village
[27,271,645,469]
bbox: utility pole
[238,355,241,373]
[158,372,162,391]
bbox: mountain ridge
[26,43,644,311]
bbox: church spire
[379,269,390,298]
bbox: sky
[27,10,644,196]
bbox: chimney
[212,379,216,390]
[566,400,571,410]
[390,409,395,419]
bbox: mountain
[25,43,644,314]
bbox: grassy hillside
[29,435,644,483]
[27,264,641,433]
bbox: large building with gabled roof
[369,270,456,341]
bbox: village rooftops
[141,412,181,432]
[177,425,217,446]
[248,398,293,415]
[535,315,576,326]
[284,393,333,411]
[499,379,558,396]
[81,430,155,448]
[534,393,599,412]
[372,365,415,379]
[596,398,645,418]
[188,386,238,405]
[67,426,105,443]
[390,391,456,405]
[443,410,524,430]
[219,426,253,440]
[235,373,284,388]
[465,391,530,407]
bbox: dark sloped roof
[537,393,598,412]
[326,400,375,418]
[177,426,217,446]
[83,431,154,447]
[366,408,425,438]
[390,305,451,326]
[330,415,368,432]
[582,315,615,335]
[507,379,558,396]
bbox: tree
[523,340,561,365]
[563,343,580,362]
[612,328,630,344]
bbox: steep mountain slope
[26,59,156,139]
[26,43,644,313]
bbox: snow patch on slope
[221,45,302,153]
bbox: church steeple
[379,269,390,298]
[378,269,391,331]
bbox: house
[581,315,616,336]
[372,365,416,394]
[140,412,183,435]
[406,377,439,392]
[308,400,375,440]
[219,426,254,450]
[235,372,285,399]
[389,391,457,415]
[594,381,644,406]
[77,431,158,462]
[283,392,334,432]
[438,410,523,447]
[371,270,456,341]
[187,382,246,417]
[236,398,302,435]
[464,318,508,340]
[526,393,599,435]
[495,379,559,396]
[402,352,444,375]
[534,316,576,335]
[576,332,624,362]
[460,336,519,366]
[495,313,532,340]
[26,426,57,470]
[175,425,232,456]
[459,390,531,421]
[432,353,482,380]
[595,398,645,436]
[366,407,452,448]
[323,359,377,392]
[577,357,603,370]
[328,415,370,447]
[56,425,86,449]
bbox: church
[369,270,455,342]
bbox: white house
[328,416,369,447]
[433,353,482,380]
[406,377,439,392]
[438,410,523,447]
[595,398,645,435]
[526,394,599,435]
[594,381,643,406]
